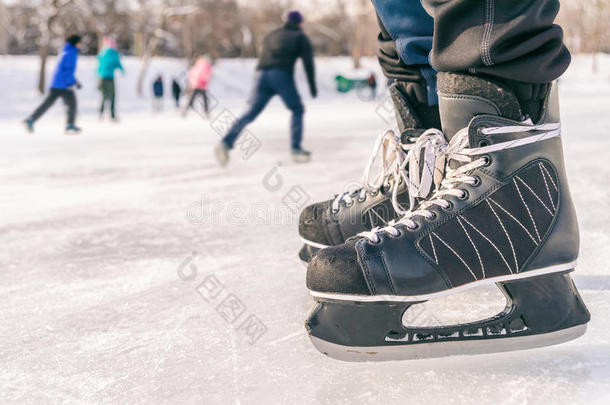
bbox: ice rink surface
[1,55,610,404]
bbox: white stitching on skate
[539,162,558,191]
[513,179,541,242]
[369,208,388,226]
[431,232,478,280]
[456,216,485,278]
[487,199,518,273]
[482,0,495,66]
[538,163,555,206]
[489,198,538,246]
[515,175,553,216]
[429,233,438,265]
[538,163,556,210]
[460,215,513,274]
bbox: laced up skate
[298,128,447,263]
[305,73,590,361]
[297,81,443,264]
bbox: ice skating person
[172,78,182,108]
[215,10,317,166]
[304,0,590,361]
[152,75,164,112]
[184,56,212,117]
[24,35,83,134]
[97,36,124,121]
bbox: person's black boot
[305,72,590,361]
[297,81,443,264]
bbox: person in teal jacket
[97,37,124,120]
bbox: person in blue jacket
[97,36,124,120]
[24,35,82,134]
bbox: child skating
[24,35,83,134]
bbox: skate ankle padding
[437,72,522,138]
[390,81,441,132]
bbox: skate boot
[24,118,34,133]
[305,73,590,361]
[297,81,443,264]
[292,148,312,163]
[214,142,230,167]
[65,124,82,135]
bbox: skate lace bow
[331,128,448,214]
[360,121,562,242]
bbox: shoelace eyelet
[389,229,403,238]
[471,176,481,187]
[368,236,382,245]
[481,155,492,167]
[478,139,490,147]
[425,212,438,221]
[357,195,366,203]
[331,208,339,214]
[442,201,454,211]
[345,201,354,207]
[458,190,469,200]
[371,191,379,197]
[407,223,420,231]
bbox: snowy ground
[1,55,610,404]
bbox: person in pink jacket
[184,56,212,117]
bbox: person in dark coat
[152,75,164,112]
[172,78,182,108]
[24,34,82,134]
[215,10,317,166]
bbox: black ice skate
[298,82,443,263]
[305,73,590,361]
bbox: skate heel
[499,271,590,336]
[306,271,589,362]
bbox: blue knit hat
[286,10,304,25]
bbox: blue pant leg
[268,69,304,150]
[372,0,437,105]
[222,72,274,148]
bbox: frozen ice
[0,55,609,404]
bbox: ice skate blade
[309,324,587,362]
[310,260,578,302]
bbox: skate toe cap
[299,201,333,245]
[306,240,370,295]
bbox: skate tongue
[437,73,522,140]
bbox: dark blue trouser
[223,68,304,150]
[374,0,569,84]
[372,0,436,105]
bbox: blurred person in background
[183,56,212,118]
[172,77,182,108]
[215,10,317,166]
[24,35,83,135]
[97,36,124,121]
[152,75,164,112]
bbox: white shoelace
[360,121,561,243]
[331,129,448,214]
